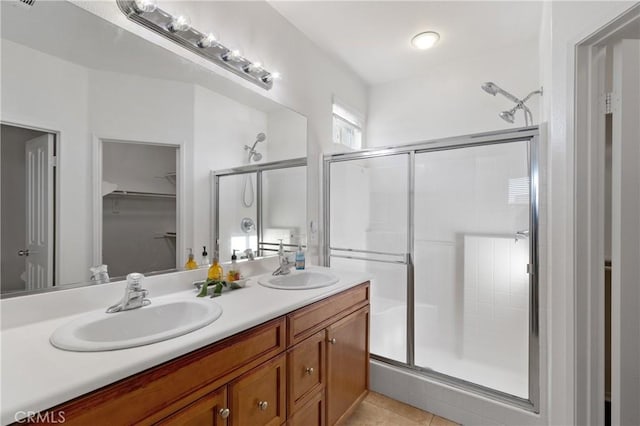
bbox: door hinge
[51,156,58,167]
[605,92,613,114]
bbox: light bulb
[134,0,157,13]
[222,49,242,62]
[411,31,440,50]
[243,62,263,73]
[262,71,281,83]
[169,15,191,32]
[198,32,217,48]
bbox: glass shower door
[413,141,531,398]
[328,154,410,363]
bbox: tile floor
[343,391,459,426]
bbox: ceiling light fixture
[411,31,440,50]
[117,0,277,90]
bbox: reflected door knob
[305,367,314,375]
[17,249,29,257]
[258,400,268,411]
[218,408,230,419]
[328,338,337,345]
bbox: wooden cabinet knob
[258,400,268,411]
[328,338,337,344]
[218,408,230,419]
[305,367,314,375]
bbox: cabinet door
[326,306,369,425]
[288,391,324,426]
[229,354,286,426]
[155,386,228,426]
[288,330,325,414]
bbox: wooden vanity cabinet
[286,282,370,426]
[37,282,369,426]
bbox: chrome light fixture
[117,0,278,90]
[481,81,543,126]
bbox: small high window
[332,102,363,150]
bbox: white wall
[367,40,540,147]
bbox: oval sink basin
[50,298,222,352]
[259,270,339,290]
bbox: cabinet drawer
[155,386,228,426]
[287,282,369,345]
[288,391,324,426]
[288,330,324,414]
[50,317,285,425]
[229,354,286,426]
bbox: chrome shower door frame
[322,127,540,412]
[212,157,307,258]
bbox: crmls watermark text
[14,411,66,423]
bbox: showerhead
[255,132,266,143]
[481,81,520,104]
[481,82,499,96]
[499,109,516,124]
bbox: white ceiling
[269,1,543,86]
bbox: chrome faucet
[272,240,294,276]
[106,273,151,313]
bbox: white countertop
[0,264,370,425]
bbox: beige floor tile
[366,391,434,424]
[429,415,460,426]
[342,392,459,426]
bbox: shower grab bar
[329,254,409,265]
[329,247,406,257]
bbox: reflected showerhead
[245,132,266,163]
[499,109,516,123]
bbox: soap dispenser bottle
[227,250,240,282]
[207,252,224,281]
[201,246,210,266]
[185,248,198,270]
[295,242,305,270]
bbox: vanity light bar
[116,0,276,90]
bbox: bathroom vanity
[1,267,369,426]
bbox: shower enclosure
[323,127,539,410]
[213,158,307,262]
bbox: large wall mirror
[0,1,307,296]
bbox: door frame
[0,120,59,289]
[574,5,640,425]
[92,136,185,274]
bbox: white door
[611,39,640,426]
[24,134,54,290]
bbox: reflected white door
[25,134,54,290]
[611,39,640,426]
